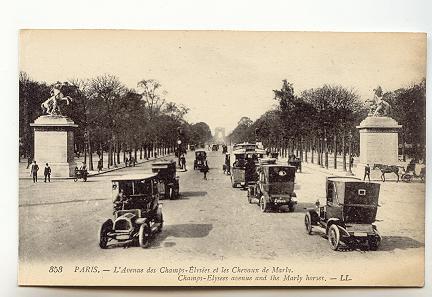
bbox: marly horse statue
[41,82,73,115]
[366,86,391,117]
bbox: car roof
[112,173,158,181]
[263,164,296,168]
[327,176,378,183]
[152,160,176,165]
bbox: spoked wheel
[327,224,341,251]
[139,223,151,248]
[304,213,313,234]
[98,219,113,249]
[368,236,381,251]
[259,196,268,213]
[402,174,413,183]
[156,212,164,233]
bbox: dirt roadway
[19,150,425,283]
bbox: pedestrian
[97,158,103,172]
[180,154,187,171]
[30,161,39,183]
[202,160,209,180]
[125,157,129,167]
[44,163,51,182]
[363,163,371,182]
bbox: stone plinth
[355,116,402,179]
[30,115,78,177]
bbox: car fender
[307,210,319,225]
[135,217,148,225]
[326,219,350,237]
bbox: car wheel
[368,236,380,251]
[98,219,113,249]
[260,196,268,213]
[139,223,151,248]
[327,224,341,251]
[305,213,313,234]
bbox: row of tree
[228,79,426,165]
[19,72,213,170]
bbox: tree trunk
[402,130,406,162]
[342,132,346,171]
[88,135,93,171]
[333,133,337,169]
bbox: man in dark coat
[44,163,51,182]
[30,161,39,183]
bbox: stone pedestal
[30,115,78,177]
[355,116,402,179]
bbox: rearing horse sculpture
[366,86,391,117]
[41,82,73,115]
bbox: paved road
[19,150,425,284]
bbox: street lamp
[177,139,182,167]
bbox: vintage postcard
[18,30,426,286]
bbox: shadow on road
[151,223,213,249]
[180,191,208,198]
[379,236,424,251]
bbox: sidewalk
[19,153,175,180]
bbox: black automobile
[99,174,163,249]
[247,160,298,212]
[304,177,381,251]
[152,160,180,200]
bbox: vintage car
[98,174,163,249]
[231,149,266,188]
[231,150,246,187]
[74,167,88,182]
[304,177,381,251]
[247,159,298,212]
[151,160,180,200]
[288,154,302,172]
[193,149,207,170]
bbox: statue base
[30,115,78,177]
[355,116,402,179]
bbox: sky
[20,30,426,134]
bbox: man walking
[363,163,371,182]
[44,163,51,182]
[30,161,39,183]
[202,160,209,180]
[180,154,187,171]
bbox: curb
[19,154,175,180]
